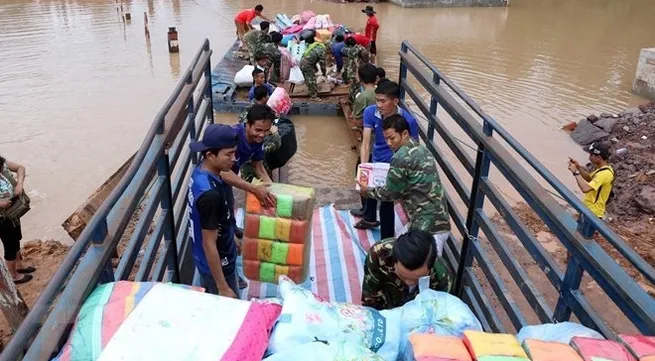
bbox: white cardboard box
[356,162,390,191]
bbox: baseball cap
[586,141,612,158]
[189,124,238,152]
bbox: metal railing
[0,39,215,361]
[398,40,654,337]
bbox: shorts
[0,217,22,261]
[400,223,448,257]
[369,40,377,55]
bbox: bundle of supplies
[242,183,315,284]
[267,87,293,115]
[52,281,282,361]
[619,335,655,361]
[234,65,255,88]
[516,322,604,344]
[404,334,472,361]
[316,28,332,43]
[356,162,390,190]
[267,277,402,361]
[263,340,386,361]
[463,331,530,361]
[571,337,637,361]
[522,339,583,361]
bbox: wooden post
[0,261,29,332]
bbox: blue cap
[189,124,238,152]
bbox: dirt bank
[0,240,70,349]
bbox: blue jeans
[200,268,240,298]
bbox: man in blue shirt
[248,68,274,101]
[188,124,240,297]
[354,80,419,239]
[331,34,346,74]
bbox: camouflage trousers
[300,63,318,98]
[348,80,361,104]
[240,160,273,183]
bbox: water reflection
[0,0,653,243]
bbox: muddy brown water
[0,0,653,249]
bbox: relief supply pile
[242,183,315,284]
[51,281,282,361]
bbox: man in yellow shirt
[568,141,614,219]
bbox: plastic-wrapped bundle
[287,40,307,63]
[619,335,655,361]
[516,322,604,345]
[242,183,315,284]
[571,337,637,361]
[522,339,583,361]
[403,334,472,361]
[463,331,528,360]
[267,87,293,115]
[268,277,402,361]
[264,340,386,361]
[316,29,332,43]
[300,10,315,24]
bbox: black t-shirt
[195,185,237,273]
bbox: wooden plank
[339,98,362,152]
[61,154,135,240]
[0,261,29,332]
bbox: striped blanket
[238,204,409,303]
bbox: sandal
[14,274,33,284]
[18,266,36,274]
[353,219,380,230]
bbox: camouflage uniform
[238,107,281,182]
[244,29,271,65]
[364,139,451,235]
[258,42,281,83]
[361,239,452,310]
[300,42,327,99]
[342,44,366,103]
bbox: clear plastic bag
[242,183,316,285]
[516,322,604,344]
[264,341,386,361]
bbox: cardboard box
[356,162,390,191]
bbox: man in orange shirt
[362,6,379,63]
[234,5,272,46]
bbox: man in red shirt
[362,6,379,62]
[348,32,371,48]
[234,5,271,46]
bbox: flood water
[0,0,653,242]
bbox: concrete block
[633,48,655,100]
[387,0,508,7]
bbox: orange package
[245,192,262,213]
[409,334,472,361]
[523,339,582,361]
[243,260,260,280]
[463,331,527,359]
[286,244,304,266]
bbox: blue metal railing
[0,39,215,361]
[398,40,654,337]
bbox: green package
[271,241,289,264]
[276,194,294,218]
[258,216,276,240]
[259,262,276,283]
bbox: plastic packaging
[300,10,315,24]
[571,337,637,361]
[52,282,282,361]
[268,277,402,361]
[316,29,332,43]
[463,331,528,359]
[288,66,304,84]
[242,183,315,284]
[522,339,583,361]
[356,163,390,190]
[516,322,604,345]
[404,334,472,361]
[619,335,655,360]
[264,341,386,361]
[267,87,293,115]
[234,65,255,88]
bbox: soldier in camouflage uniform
[341,37,369,104]
[244,21,271,65]
[238,85,281,182]
[357,114,451,251]
[299,35,327,102]
[361,230,452,310]
[257,32,283,84]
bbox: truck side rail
[0,39,215,361]
[398,40,654,337]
